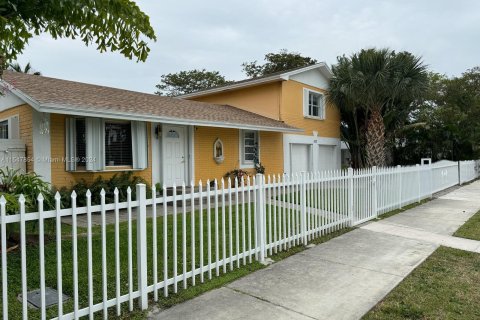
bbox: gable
[288,69,330,90]
[0,88,26,112]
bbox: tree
[8,62,41,75]
[394,68,480,163]
[329,48,429,167]
[0,0,156,77]
[155,69,232,96]
[242,49,317,78]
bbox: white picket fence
[0,161,478,319]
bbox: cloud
[15,0,480,93]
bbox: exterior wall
[194,126,284,183]
[50,114,153,188]
[0,104,34,172]
[190,82,282,120]
[280,80,340,138]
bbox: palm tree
[8,62,41,75]
[329,48,428,167]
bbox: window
[0,120,8,139]
[66,118,146,171]
[75,118,86,169]
[105,121,133,166]
[241,130,259,166]
[304,89,325,119]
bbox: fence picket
[1,160,478,320]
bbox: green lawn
[454,210,480,240]
[363,246,480,319]
[1,202,348,319]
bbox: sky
[15,0,480,93]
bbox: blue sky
[15,0,480,93]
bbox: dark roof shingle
[2,71,299,132]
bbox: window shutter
[8,115,19,139]
[303,88,309,116]
[65,118,76,171]
[131,121,148,169]
[85,118,104,171]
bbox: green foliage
[8,61,41,75]
[57,172,151,207]
[394,67,480,164]
[328,48,429,167]
[0,0,156,64]
[254,162,265,175]
[0,168,54,213]
[241,49,317,78]
[155,69,232,96]
[224,169,249,183]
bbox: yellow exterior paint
[194,126,284,182]
[193,82,282,120]
[50,113,153,188]
[0,104,34,172]
[280,80,340,137]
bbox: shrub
[56,172,151,207]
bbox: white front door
[164,125,186,186]
[290,144,311,174]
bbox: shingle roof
[1,71,300,132]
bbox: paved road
[150,181,480,320]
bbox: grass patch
[376,199,430,220]
[454,210,480,241]
[363,246,480,320]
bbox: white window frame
[303,88,326,120]
[0,115,20,139]
[239,130,260,168]
[104,119,133,168]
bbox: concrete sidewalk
[151,181,480,320]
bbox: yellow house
[0,64,340,189]
[182,63,341,176]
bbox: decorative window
[0,120,8,139]
[303,88,325,120]
[241,130,259,166]
[105,121,133,166]
[166,129,180,138]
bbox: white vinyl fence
[0,161,478,319]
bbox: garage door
[290,144,311,174]
[318,145,336,171]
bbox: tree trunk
[366,109,386,167]
[0,53,4,79]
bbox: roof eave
[179,62,333,99]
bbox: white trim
[179,63,332,98]
[32,110,51,182]
[1,82,301,133]
[239,129,260,169]
[303,88,325,120]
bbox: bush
[56,172,151,207]
[0,168,54,213]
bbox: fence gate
[352,167,377,225]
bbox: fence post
[136,184,148,310]
[255,174,266,263]
[458,161,462,185]
[348,168,354,226]
[416,164,421,203]
[300,172,308,245]
[397,165,403,208]
[372,166,378,218]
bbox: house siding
[50,113,153,188]
[0,103,34,172]
[280,80,340,138]
[191,82,282,120]
[194,126,284,183]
